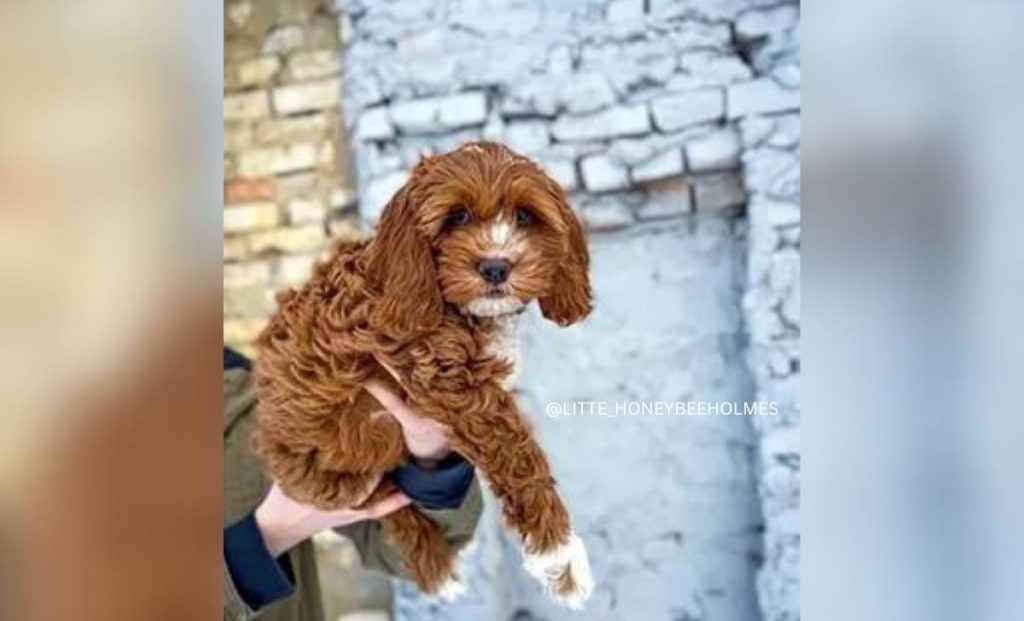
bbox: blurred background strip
[0,0,224,620]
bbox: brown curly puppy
[253,141,594,607]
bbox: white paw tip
[523,532,594,609]
[433,574,467,602]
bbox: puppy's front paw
[523,532,594,610]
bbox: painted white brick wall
[395,222,760,621]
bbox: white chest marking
[486,314,521,388]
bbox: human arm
[337,378,483,575]
[223,477,410,620]
[221,356,482,621]
[222,389,480,618]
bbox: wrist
[410,455,444,470]
[253,504,293,558]
[393,454,474,510]
[410,448,450,468]
[409,452,468,472]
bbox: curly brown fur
[253,142,593,604]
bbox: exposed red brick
[225,178,274,203]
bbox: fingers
[361,492,412,519]
[352,473,384,506]
[322,491,411,530]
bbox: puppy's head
[367,142,592,339]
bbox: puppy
[253,141,594,607]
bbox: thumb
[363,379,419,428]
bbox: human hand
[363,359,452,467]
[253,477,411,558]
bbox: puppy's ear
[366,174,443,339]
[540,192,593,326]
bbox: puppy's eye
[445,207,471,228]
[514,206,535,227]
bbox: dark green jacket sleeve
[224,369,325,621]
[223,558,258,621]
[222,540,322,621]
[335,477,483,578]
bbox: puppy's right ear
[366,174,443,340]
[539,182,593,327]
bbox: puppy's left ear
[539,190,593,326]
[366,170,443,339]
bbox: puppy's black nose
[478,258,511,284]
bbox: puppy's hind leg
[373,486,462,599]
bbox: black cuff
[224,513,295,610]
[392,454,475,510]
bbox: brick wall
[735,5,801,620]
[338,1,755,230]
[223,0,358,356]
